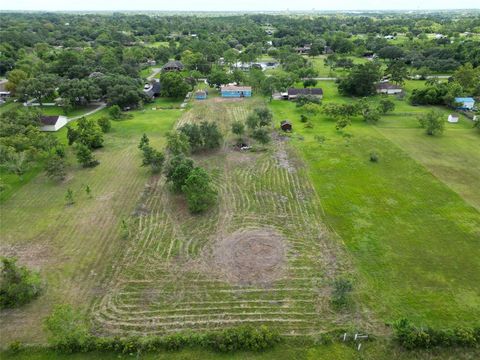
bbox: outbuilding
[454,97,475,110]
[280,120,292,131]
[287,88,323,100]
[195,90,207,100]
[40,115,68,132]
[376,82,403,95]
[220,85,252,98]
[448,114,459,123]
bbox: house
[447,114,459,123]
[376,82,403,95]
[195,90,207,100]
[280,120,292,131]
[162,60,184,72]
[454,97,475,110]
[287,88,323,100]
[220,85,252,98]
[143,79,161,98]
[40,115,68,132]
[295,44,311,55]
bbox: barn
[220,85,252,98]
[40,115,68,132]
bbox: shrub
[44,304,92,353]
[331,278,353,309]
[370,151,379,162]
[295,94,321,107]
[300,114,308,123]
[418,110,445,136]
[252,127,271,144]
[97,117,111,133]
[206,325,281,352]
[0,257,42,309]
[393,318,480,349]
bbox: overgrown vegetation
[0,257,42,309]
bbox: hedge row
[393,318,480,349]
[52,325,281,354]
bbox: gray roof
[376,82,402,90]
[288,88,323,96]
[162,60,184,71]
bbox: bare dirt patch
[210,228,287,286]
[0,244,53,270]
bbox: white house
[447,114,459,123]
[40,115,68,132]
[376,82,403,95]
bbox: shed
[287,88,323,100]
[40,115,68,132]
[376,82,403,95]
[162,60,184,72]
[280,120,292,131]
[454,97,475,110]
[143,79,161,98]
[448,114,459,123]
[220,85,252,98]
[195,90,207,100]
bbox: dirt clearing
[211,228,287,286]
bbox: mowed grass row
[269,84,480,327]
[0,99,183,345]
[91,98,357,337]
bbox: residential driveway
[67,102,107,122]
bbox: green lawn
[269,85,480,328]
[0,103,183,344]
[39,105,98,118]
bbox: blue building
[455,97,475,110]
[195,90,207,100]
[220,85,252,98]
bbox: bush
[330,278,353,309]
[252,127,270,144]
[300,114,308,123]
[295,94,321,107]
[206,325,281,352]
[393,318,480,350]
[418,110,445,136]
[370,151,379,162]
[0,257,42,309]
[97,117,111,133]
[44,304,92,353]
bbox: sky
[1,0,479,12]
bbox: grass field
[91,97,358,337]
[1,80,479,359]
[0,100,183,344]
[269,82,480,328]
